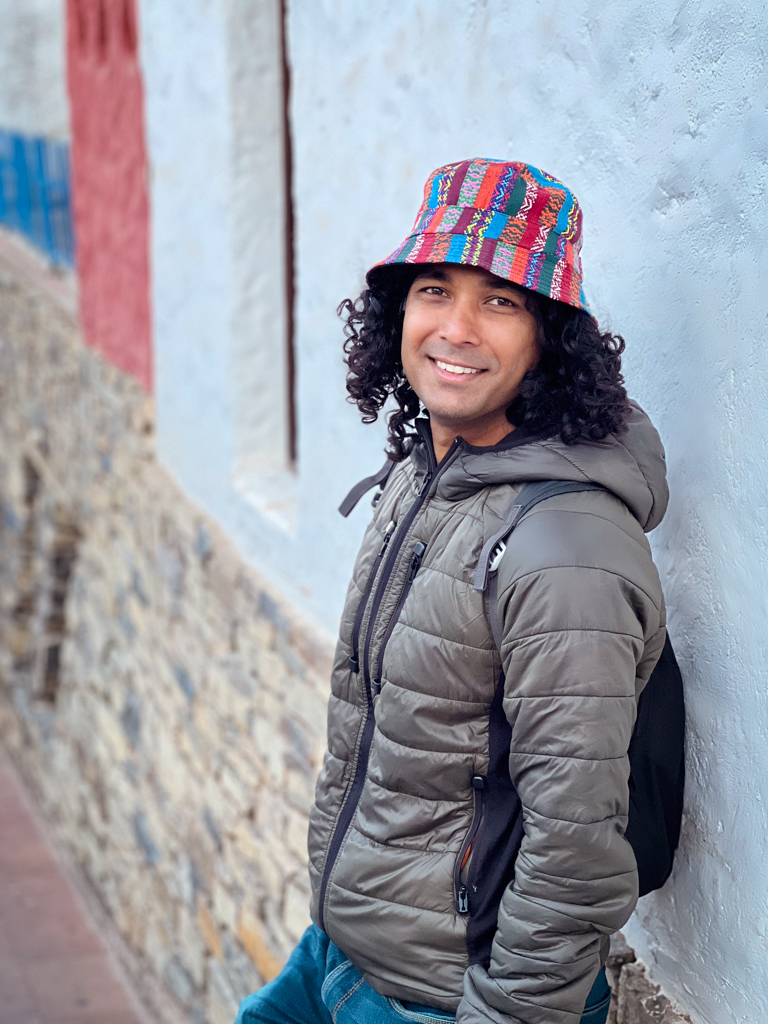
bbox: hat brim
[367,232,590,314]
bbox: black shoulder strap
[338,457,396,518]
[474,480,606,652]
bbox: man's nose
[438,300,479,345]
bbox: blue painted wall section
[0,130,74,267]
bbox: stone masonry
[0,249,331,1024]
[0,243,695,1024]
[606,934,694,1024]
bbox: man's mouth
[431,357,484,378]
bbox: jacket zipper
[349,519,396,673]
[372,540,427,694]
[318,438,463,931]
[361,438,456,692]
[455,775,486,915]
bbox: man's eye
[489,296,515,306]
[422,286,445,295]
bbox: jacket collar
[407,401,669,532]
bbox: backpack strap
[338,457,396,518]
[473,480,606,653]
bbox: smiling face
[400,264,542,456]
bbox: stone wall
[607,935,693,1024]
[0,244,331,1024]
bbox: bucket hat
[367,158,590,312]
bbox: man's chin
[423,404,490,433]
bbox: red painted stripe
[66,0,152,390]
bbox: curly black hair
[339,264,631,462]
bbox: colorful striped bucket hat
[368,158,590,312]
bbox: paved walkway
[0,760,144,1024]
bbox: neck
[428,415,516,463]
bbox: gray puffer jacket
[308,401,668,1024]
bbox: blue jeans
[235,924,612,1024]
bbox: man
[237,159,668,1024]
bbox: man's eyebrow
[413,267,451,282]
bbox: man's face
[400,264,541,443]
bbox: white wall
[140,0,396,639]
[139,0,303,608]
[141,2,767,1017]
[286,2,765,1022]
[0,0,69,138]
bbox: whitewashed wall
[287,3,768,1022]
[139,0,324,633]
[0,0,69,138]
[142,2,767,1020]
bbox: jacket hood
[415,400,668,532]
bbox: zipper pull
[407,541,427,582]
[417,472,433,496]
[457,885,469,915]
[349,654,360,673]
[379,519,397,557]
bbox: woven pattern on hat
[370,159,589,312]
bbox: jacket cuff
[456,964,586,1024]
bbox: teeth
[435,359,481,376]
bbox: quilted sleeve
[457,507,665,1024]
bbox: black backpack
[473,480,686,896]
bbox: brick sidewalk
[0,761,145,1024]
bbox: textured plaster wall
[139,0,295,580]
[66,0,152,388]
[283,3,767,1023]
[0,0,69,138]
[139,1,766,1017]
